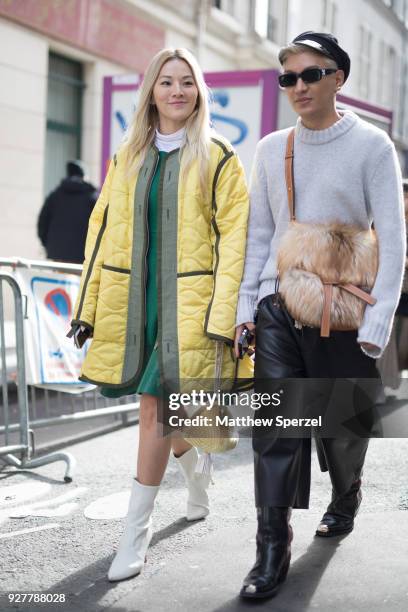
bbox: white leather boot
[108,479,159,582]
[176,447,210,521]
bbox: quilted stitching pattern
[73,137,252,386]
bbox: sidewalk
[113,511,408,612]
[0,423,407,611]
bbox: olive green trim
[166,148,181,156]
[231,352,254,391]
[203,217,221,333]
[79,368,250,391]
[157,161,166,391]
[113,154,117,167]
[75,204,109,320]
[203,150,235,336]
[204,151,235,336]
[78,374,139,389]
[206,332,233,346]
[177,270,213,278]
[204,151,235,335]
[101,264,130,274]
[122,148,159,385]
[211,137,230,156]
[157,153,180,393]
[212,152,234,213]
[232,377,254,392]
[83,367,251,391]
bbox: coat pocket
[93,266,131,342]
[101,264,131,274]
[177,270,213,278]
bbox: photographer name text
[168,414,322,428]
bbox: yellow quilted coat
[71,134,253,392]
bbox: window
[392,0,405,20]
[322,0,337,32]
[378,43,397,108]
[254,0,281,42]
[331,3,337,33]
[212,0,234,15]
[384,46,396,108]
[266,1,279,42]
[382,0,406,18]
[44,53,84,197]
[401,58,408,138]
[377,40,385,103]
[377,41,399,108]
[358,25,372,99]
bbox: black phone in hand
[238,327,254,359]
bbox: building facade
[0,0,407,261]
[0,0,165,260]
[287,0,408,165]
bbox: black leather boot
[316,478,362,537]
[240,507,292,599]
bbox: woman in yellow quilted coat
[68,48,250,582]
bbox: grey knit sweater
[236,110,406,358]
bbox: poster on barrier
[14,268,88,385]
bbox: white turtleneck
[236,110,406,357]
[154,127,186,152]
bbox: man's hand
[359,341,380,353]
[234,322,256,359]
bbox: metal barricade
[0,273,76,481]
[0,258,140,482]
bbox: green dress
[101,151,166,398]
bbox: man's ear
[335,69,345,90]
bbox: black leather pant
[253,294,381,509]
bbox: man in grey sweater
[235,31,405,600]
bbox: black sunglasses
[278,67,337,88]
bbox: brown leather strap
[283,129,376,337]
[340,284,377,306]
[285,129,296,221]
[321,283,333,337]
[320,283,376,337]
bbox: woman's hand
[66,324,91,349]
[234,322,256,359]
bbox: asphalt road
[0,422,407,612]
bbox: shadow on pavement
[150,516,198,545]
[212,534,344,611]
[30,518,202,612]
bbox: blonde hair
[123,48,211,193]
[278,44,338,70]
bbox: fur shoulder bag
[277,129,378,337]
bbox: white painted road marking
[7,486,88,518]
[84,491,131,519]
[0,482,51,508]
[9,502,78,518]
[0,523,60,539]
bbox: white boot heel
[176,447,210,521]
[108,479,159,582]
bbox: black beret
[292,31,351,82]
